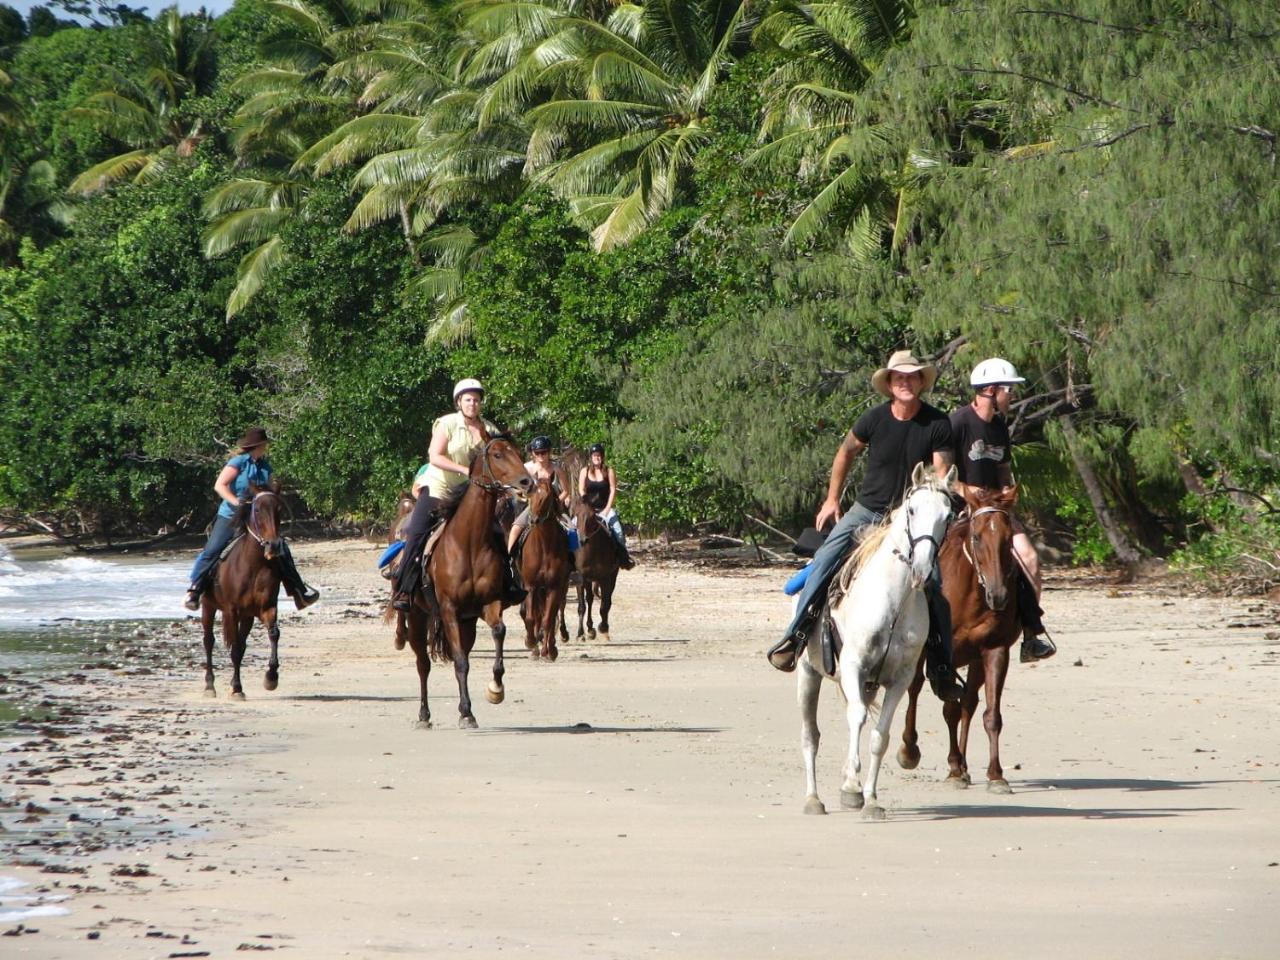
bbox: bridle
[246,490,281,547]
[961,505,1017,597]
[470,439,528,495]
[891,483,951,568]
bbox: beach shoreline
[2,536,1279,957]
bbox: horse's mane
[835,514,894,595]
[435,477,471,522]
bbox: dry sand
[2,537,1279,958]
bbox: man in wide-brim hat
[767,349,964,702]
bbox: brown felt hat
[237,426,270,450]
[870,350,938,398]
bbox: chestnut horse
[572,500,620,642]
[200,486,286,700]
[898,485,1023,792]
[401,437,532,728]
[518,478,572,661]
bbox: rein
[245,490,280,547]
[470,439,526,495]
[960,505,1016,598]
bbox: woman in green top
[392,379,520,610]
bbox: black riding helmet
[529,436,552,453]
[588,442,605,455]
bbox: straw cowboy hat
[871,349,938,398]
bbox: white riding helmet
[970,358,1026,388]
[452,377,484,401]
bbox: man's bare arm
[816,431,866,529]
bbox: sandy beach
[3,537,1279,958]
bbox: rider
[183,426,320,611]
[950,358,1056,663]
[506,436,571,554]
[391,378,523,611]
[766,350,964,702]
[579,442,634,570]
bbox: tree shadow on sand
[475,723,722,736]
[898,803,1233,822]
[1016,777,1280,792]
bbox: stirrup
[925,659,964,702]
[1020,632,1057,663]
[183,587,202,611]
[391,591,412,612]
[293,585,320,610]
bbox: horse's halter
[894,484,951,568]
[962,506,1016,598]
[470,439,527,495]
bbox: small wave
[0,549,192,625]
[0,877,71,922]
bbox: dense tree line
[0,0,1277,582]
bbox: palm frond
[226,235,289,320]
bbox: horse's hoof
[415,719,433,730]
[202,687,216,699]
[458,715,478,730]
[546,647,558,662]
[587,629,597,640]
[394,637,406,651]
[803,796,827,816]
[863,803,887,821]
[263,672,279,691]
[840,789,864,810]
[486,682,504,705]
[230,691,246,702]
[987,779,1014,795]
[524,637,537,650]
[597,632,609,643]
[946,774,970,789]
[575,632,585,642]
[897,745,920,770]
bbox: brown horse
[572,500,620,642]
[401,437,532,728]
[518,478,572,661]
[200,486,286,700]
[898,485,1023,792]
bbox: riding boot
[277,549,320,610]
[924,583,964,702]
[503,556,527,607]
[1016,570,1056,663]
[616,541,635,570]
[392,551,421,612]
[183,584,203,611]
[767,601,820,673]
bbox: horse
[199,485,287,700]
[518,478,572,661]
[571,499,620,642]
[797,463,957,818]
[897,484,1023,793]
[400,437,533,728]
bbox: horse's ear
[961,484,983,510]
[270,479,282,494]
[998,482,1019,506]
[911,462,926,487]
[248,481,263,496]
[943,465,957,490]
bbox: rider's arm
[815,431,866,530]
[604,467,618,513]
[578,466,588,497]
[214,463,241,509]
[555,465,571,505]
[428,422,469,477]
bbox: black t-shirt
[950,405,1011,489]
[851,401,953,513]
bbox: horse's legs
[576,578,587,640]
[862,683,909,820]
[541,587,563,661]
[229,614,252,700]
[982,646,1012,792]
[840,684,870,811]
[201,602,217,697]
[484,601,506,705]
[797,658,825,815]
[406,605,432,727]
[521,589,538,652]
[262,606,280,691]
[597,576,614,642]
[558,593,569,643]
[897,651,927,769]
[944,662,981,785]
[441,608,478,728]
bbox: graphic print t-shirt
[851,401,953,514]
[950,404,1011,490]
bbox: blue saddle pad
[377,539,406,569]
[567,529,580,552]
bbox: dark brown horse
[572,500,620,642]
[898,485,1023,792]
[401,437,532,728]
[518,478,572,661]
[200,486,286,700]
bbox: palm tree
[474,0,759,251]
[751,0,916,256]
[67,7,215,194]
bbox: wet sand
[3,538,1279,957]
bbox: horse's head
[961,483,1019,611]
[392,491,416,541]
[528,477,560,524]
[472,437,534,499]
[247,482,285,560]
[903,462,957,589]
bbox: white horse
[797,463,957,819]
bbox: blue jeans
[190,514,237,587]
[604,513,626,548]
[782,501,883,638]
